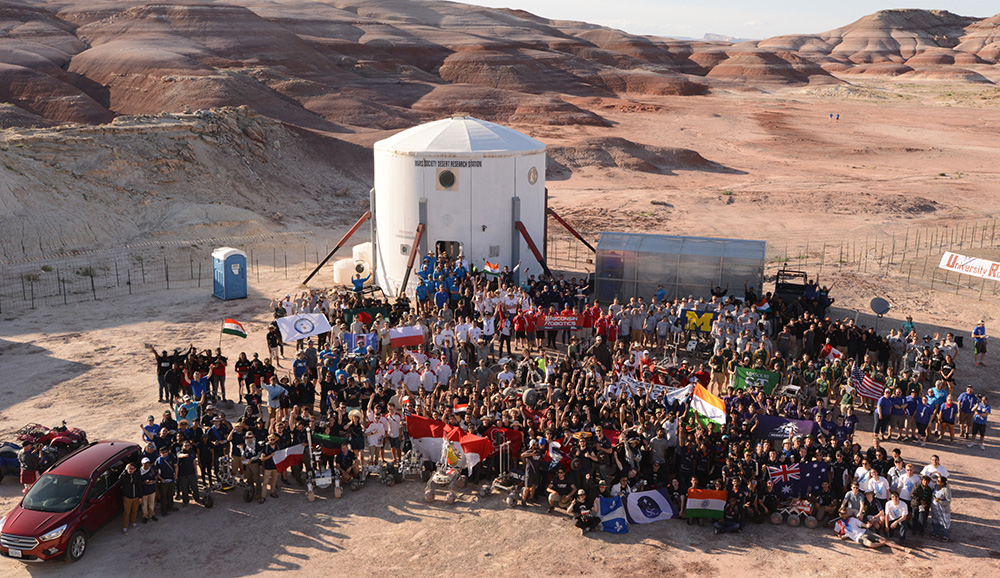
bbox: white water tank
[333,258,372,287]
[372,115,547,297]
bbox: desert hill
[2,1,1000,261]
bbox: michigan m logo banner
[683,310,715,333]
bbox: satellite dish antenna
[870,297,891,332]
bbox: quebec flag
[624,488,679,524]
[599,496,629,534]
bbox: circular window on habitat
[528,166,538,185]
[438,169,456,189]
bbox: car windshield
[21,474,90,513]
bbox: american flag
[858,373,885,401]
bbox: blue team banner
[752,414,820,441]
[344,333,377,353]
[599,496,629,533]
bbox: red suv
[0,441,139,562]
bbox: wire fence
[545,218,1000,300]
[0,232,333,314]
[3,218,997,314]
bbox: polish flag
[405,414,492,473]
[390,325,424,348]
[273,444,305,473]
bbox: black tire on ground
[244,487,254,502]
[203,494,214,508]
[65,530,87,562]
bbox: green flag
[732,367,780,395]
[343,306,391,326]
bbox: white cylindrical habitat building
[372,115,547,298]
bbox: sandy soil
[0,266,998,577]
[2,83,1000,576]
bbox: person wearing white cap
[139,457,159,524]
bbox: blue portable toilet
[212,247,247,300]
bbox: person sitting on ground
[834,510,909,552]
[569,489,601,534]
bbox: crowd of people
[118,252,989,547]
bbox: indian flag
[755,298,772,313]
[222,318,247,338]
[483,261,501,276]
[688,383,726,429]
[686,488,727,519]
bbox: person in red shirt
[595,314,609,340]
[513,311,527,351]
[524,307,538,350]
[581,306,595,348]
[693,363,711,387]
[560,305,576,348]
[606,315,619,343]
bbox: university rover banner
[938,252,1000,280]
[537,314,583,330]
[732,367,781,395]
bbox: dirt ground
[2,83,1000,576]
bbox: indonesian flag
[820,344,843,361]
[222,319,247,338]
[483,261,501,276]
[405,414,492,474]
[390,325,424,348]
[273,444,305,473]
[688,383,726,429]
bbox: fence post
[141,259,146,283]
[29,279,35,309]
[190,256,194,280]
[908,263,912,284]
[127,268,132,295]
[21,274,26,301]
[257,259,260,283]
[164,257,170,290]
[91,274,97,300]
[890,233,895,265]
[115,261,120,287]
[198,262,202,288]
[980,278,986,300]
[62,280,68,305]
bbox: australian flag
[769,462,830,498]
[599,496,629,534]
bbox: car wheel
[66,530,87,562]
